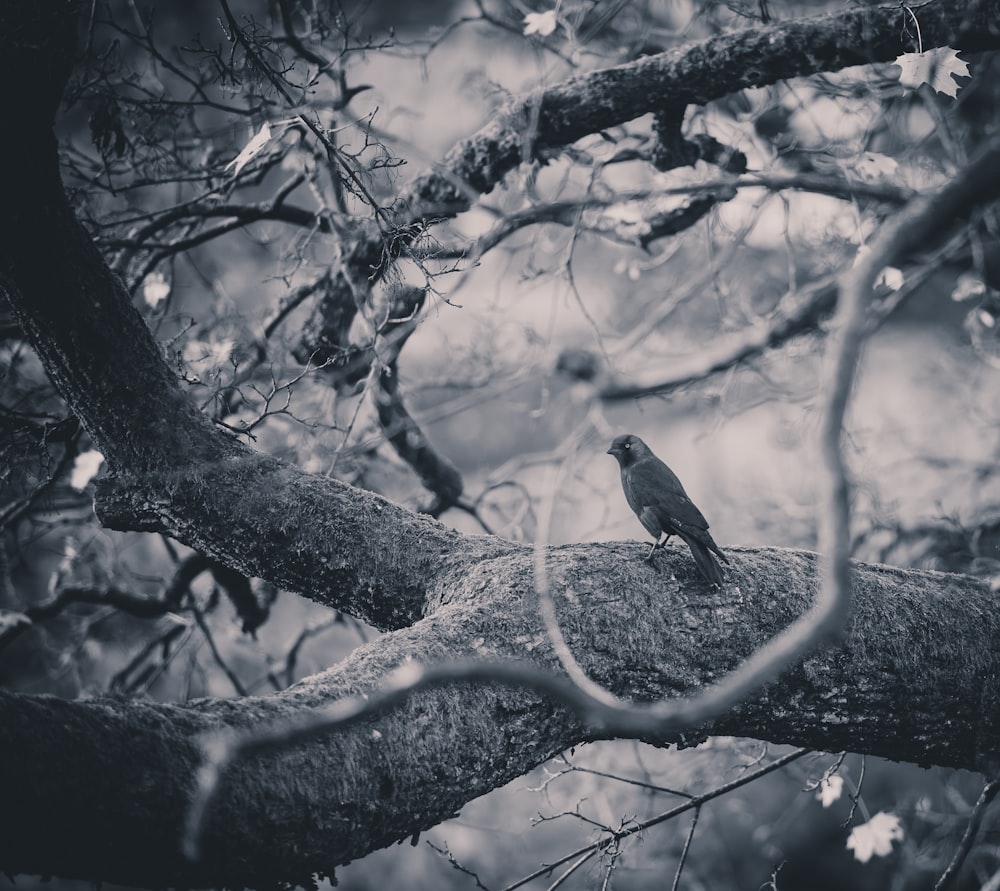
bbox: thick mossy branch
[404,1,1000,214]
[95,455,515,629]
[1,546,997,887]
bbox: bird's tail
[683,536,726,586]
[708,538,730,565]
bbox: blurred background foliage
[2,0,1000,888]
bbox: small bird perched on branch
[607,433,728,585]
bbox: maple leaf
[877,266,904,291]
[951,273,987,302]
[0,610,31,633]
[143,272,171,309]
[523,10,558,37]
[70,450,105,492]
[816,775,844,808]
[846,812,904,863]
[894,48,971,98]
[852,152,898,183]
[851,246,904,291]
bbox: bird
[607,433,729,585]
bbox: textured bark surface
[1,546,997,888]
[404,1,1000,214]
[2,1,1000,888]
[93,459,511,629]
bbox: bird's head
[606,433,649,466]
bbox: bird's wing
[636,506,664,539]
[627,458,711,533]
[622,470,662,537]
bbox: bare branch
[671,807,700,891]
[182,657,812,860]
[498,749,809,891]
[599,224,967,402]
[934,776,1000,891]
[366,285,465,513]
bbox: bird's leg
[645,537,662,561]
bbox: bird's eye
[624,442,630,449]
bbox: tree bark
[2,1,1000,888]
[0,3,233,472]
[1,546,998,888]
[403,0,1000,214]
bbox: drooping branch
[0,554,269,652]
[372,285,464,516]
[651,102,747,174]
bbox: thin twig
[189,597,248,697]
[671,806,700,891]
[933,776,1000,891]
[426,840,494,891]
[499,749,809,891]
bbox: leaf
[225,122,272,177]
[951,273,986,302]
[69,450,105,492]
[0,610,31,633]
[816,774,844,808]
[877,266,904,292]
[894,48,970,98]
[523,10,558,37]
[846,812,904,863]
[143,272,171,309]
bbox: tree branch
[1,548,997,886]
[599,221,968,401]
[0,45,233,471]
[399,1,1000,219]
[289,0,997,431]
[295,1,992,411]
[372,286,465,515]
[934,776,1000,891]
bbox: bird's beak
[606,446,615,455]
